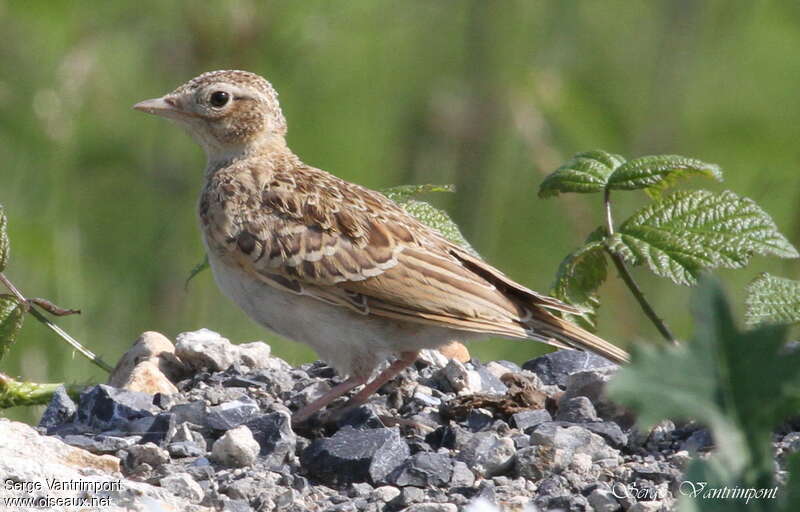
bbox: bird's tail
[526,311,630,364]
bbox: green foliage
[608,278,800,510]
[540,151,798,338]
[185,255,210,290]
[0,295,24,362]
[0,205,8,272]
[538,151,721,199]
[383,184,479,256]
[550,229,607,331]
[0,373,82,408]
[609,190,798,286]
[745,273,800,327]
[382,184,456,202]
[538,150,625,197]
[606,155,722,197]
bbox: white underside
[206,248,470,377]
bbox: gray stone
[159,472,204,502]
[441,359,482,394]
[457,432,516,477]
[168,441,205,458]
[140,412,177,445]
[211,425,260,467]
[582,421,628,449]
[39,385,77,432]
[127,442,170,469]
[474,364,508,395]
[466,408,494,432]
[556,396,599,423]
[390,452,453,487]
[175,328,239,372]
[300,426,409,485]
[61,434,136,454]
[76,384,157,431]
[245,412,296,466]
[450,461,475,487]
[403,504,457,512]
[523,350,616,387]
[683,428,713,453]
[206,397,260,430]
[562,368,631,425]
[372,485,401,502]
[237,341,272,368]
[587,487,620,512]
[512,409,552,433]
[517,422,619,479]
[170,401,208,426]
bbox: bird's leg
[292,375,366,425]
[337,351,419,414]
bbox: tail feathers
[527,312,630,365]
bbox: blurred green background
[2,1,799,423]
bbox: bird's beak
[133,95,183,117]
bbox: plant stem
[0,372,83,408]
[0,272,113,373]
[603,190,678,346]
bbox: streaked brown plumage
[135,70,629,423]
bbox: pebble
[175,328,239,372]
[300,426,409,485]
[160,472,205,502]
[211,425,260,467]
[28,329,711,511]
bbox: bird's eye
[209,91,230,108]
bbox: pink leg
[338,351,419,414]
[292,375,366,425]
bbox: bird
[134,70,629,424]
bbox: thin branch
[603,190,678,346]
[0,272,113,373]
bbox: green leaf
[0,205,8,272]
[538,150,625,198]
[383,184,479,257]
[607,155,722,197]
[0,295,25,362]
[382,184,455,202]
[400,200,479,257]
[745,273,800,326]
[550,229,608,331]
[185,254,210,291]
[608,277,797,490]
[608,190,799,286]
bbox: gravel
[22,328,747,510]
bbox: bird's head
[134,70,287,162]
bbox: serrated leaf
[382,184,479,257]
[382,184,455,202]
[745,273,800,326]
[608,277,797,491]
[551,229,608,332]
[0,295,25,362]
[400,200,479,257]
[185,254,210,291]
[0,205,8,272]
[607,155,722,197]
[538,150,625,198]
[608,190,799,286]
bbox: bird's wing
[202,160,590,342]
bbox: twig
[603,190,678,346]
[0,272,113,373]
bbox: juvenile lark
[134,70,629,423]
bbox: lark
[134,70,629,424]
